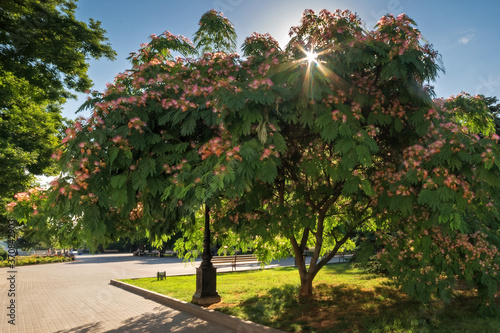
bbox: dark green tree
[0,0,116,235]
[481,95,500,136]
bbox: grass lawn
[121,263,500,332]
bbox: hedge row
[0,255,74,267]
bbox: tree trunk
[299,274,314,298]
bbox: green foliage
[0,69,63,231]
[0,0,116,240]
[0,0,116,100]
[193,9,237,54]
[241,32,281,58]
[0,248,8,261]
[482,95,500,136]
[443,93,496,136]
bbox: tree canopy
[0,0,116,234]
[7,9,500,312]
[0,0,116,101]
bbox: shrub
[0,248,8,261]
[352,254,388,275]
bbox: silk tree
[8,9,500,312]
[210,10,499,307]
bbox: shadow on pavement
[64,253,342,270]
[106,310,232,333]
[53,309,233,332]
[54,322,102,333]
[65,254,192,265]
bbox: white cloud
[458,28,476,45]
[458,34,474,44]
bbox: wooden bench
[211,254,260,271]
[295,251,354,266]
[336,251,353,262]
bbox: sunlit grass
[122,264,500,332]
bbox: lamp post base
[191,265,221,306]
[191,294,221,306]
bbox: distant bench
[295,251,354,266]
[133,250,160,256]
[211,254,260,271]
[103,249,119,253]
[336,251,354,262]
[132,250,177,257]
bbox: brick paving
[0,254,237,333]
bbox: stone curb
[110,279,286,333]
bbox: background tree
[481,95,500,136]
[0,0,116,237]
[440,93,496,137]
[193,9,237,55]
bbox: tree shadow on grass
[218,282,424,333]
[218,284,304,331]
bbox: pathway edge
[110,279,285,333]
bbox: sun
[277,43,343,101]
[304,50,318,63]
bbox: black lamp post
[191,204,221,306]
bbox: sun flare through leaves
[304,50,318,63]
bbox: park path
[0,253,346,332]
[0,254,240,333]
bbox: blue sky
[64,0,500,120]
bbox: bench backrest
[211,254,258,263]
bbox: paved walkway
[0,253,347,332]
[0,254,230,332]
